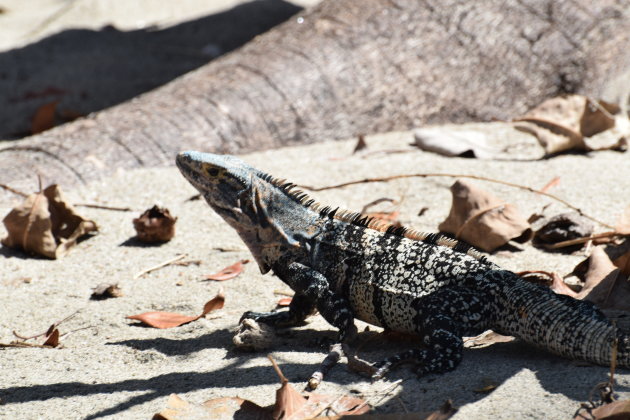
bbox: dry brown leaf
[277,297,292,307]
[615,205,630,236]
[42,327,60,347]
[438,180,532,252]
[534,213,594,250]
[353,134,368,154]
[414,127,498,159]
[204,259,249,281]
[513,95,621,155]
[574,400,630,420]
[613,251,630,277]
[133,205,177,243]
[31,100,59,134]
[127,290,224,329]
[2,184,98,259]
[268,356,370,420]
[153,393,270,420]
[91,283,123,300]
[540,177,561,193]
[575,247,630,312]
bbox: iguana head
[176,151,316,274]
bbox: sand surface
[1,130,629,419]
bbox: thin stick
[307,343,343,390]
[0,183,28,197]
[73,203,133,212]
[12,309,81,341]
[544,231,619,249]
[0,342,58,348]
[300,173,615,229]
[133,254,187,279]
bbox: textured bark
[2,0,630,196]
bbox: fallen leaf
[31,100,59,134]
[2,184,98,259]
[615,205,630,236]
[438,180,532,252]
[414,127,499,159]
[540,176,560,193]
[574,247,630,312]
[133,205,177,243]
[204,259,249,281]
[127,290,224,329]
[42,328,60,347]
[268,355,370,419]
[513,95,622,155]
[153,393,270,420]
[574,400,630,420]
[353,134,368,154]
[613,251,630,277]
[91,283,123,300]
[277,297,292,307]
[534,212,594,250]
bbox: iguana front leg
[245,262,357,342]
[241,293,316,327]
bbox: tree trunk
[2,0,630,196]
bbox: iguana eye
[208,167,219,177]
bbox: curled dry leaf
[204,259,249,281]
[2,184,98,259]
[154,357,370,420]
[133,205,177,243]
[574,247,630,312]
[534,212,594,250]
[127,289,224,329]
[153,393,269,420]
[575,400,630,420]
[438,180,532,252]
[513,94,623,155]
[42,327,60,347]
[414,126,499,159]
[277,297,292,307]
[91,283,123,300]
[31,100,59,134]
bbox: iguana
[176,151,629,378]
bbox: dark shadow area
[108,326,337,357]
[118,237,165,247]
[4,336,624,418]
[0,0,302,139]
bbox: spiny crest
[257,171,485,261]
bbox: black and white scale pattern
[176,151,630,377]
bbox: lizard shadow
[3,326,623,418]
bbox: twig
[267,354,288,383]
[0,342,58,348]
[300,173,615,229]
[0,183,27,197]
[544,231,619,249]
[73,203,133,212]
[12,309,81,341]
[133,254,187,279]
[307,343,343,390]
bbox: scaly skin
[176,151,629,378]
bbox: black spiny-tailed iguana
[176,151,629,378]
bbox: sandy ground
[1,130,629,419]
